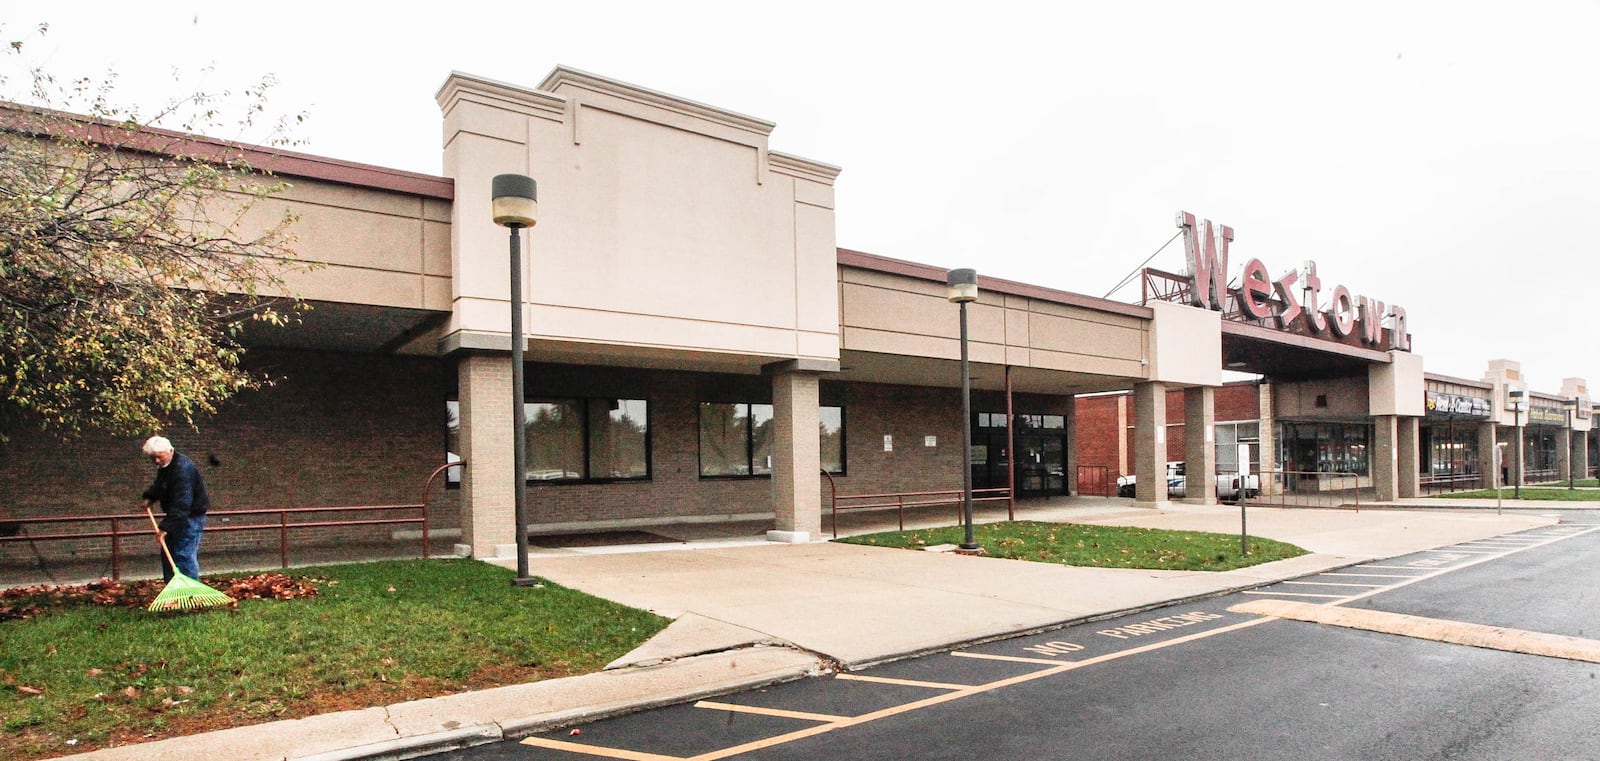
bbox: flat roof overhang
[1220,321,1393,380]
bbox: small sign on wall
[925,435,938,447]
[883,435,893,452]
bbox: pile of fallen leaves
[0,574,319,621]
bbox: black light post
[947,268,979,551]
[1509,388,1524,499]
[492,174,538,587]
[1565,398,1579,490]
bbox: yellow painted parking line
[951,651,1071,665]
[520,736,684,760]
[1230,599,1600,663]
[1321,572,1419,578]
[693,700,847,723]
[1242,590,1346,598]
[833,674,969,690]
[1282,580,1385,588]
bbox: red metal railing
[826,480,1012,538]
[1243,468,1363,511]
[0,462,463,580]
[1075,465,1114,497]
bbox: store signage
[1528,406,1569,426]
[1425,392,1491,418]
[1178,211,1410,351]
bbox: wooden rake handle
[144,504,182,572]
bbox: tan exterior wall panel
[529,305,805,358]
[422,220,452,278]
[278,178,425,219]
[792,176,835,209]
[423,275,451,312]
[278,265,427,307]
[797,330,841,361]
[1028,348,1145,378]
[1028,311,1144,361]
[1005,307,1031,347]
[842,326,953,360]
[841,282,960,343]
[795,202,841,337]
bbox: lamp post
[1565,397,1580,490]
[492,174,538,587]
[947,268,979,551]
[1508,388,1524,499]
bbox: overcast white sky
[7,2,1598,397]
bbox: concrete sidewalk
[52,500,1570,761]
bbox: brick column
[1559,428,1574,483]
[1183,386,1217,505]
[1258,381,1278,496]
[457,354,516,559]
[769,367,822,542]
[1478,421,1499,490]
[1133,381,1169,507]
[1373,414,1399,502]
[1064,395,1079,496]
[1398,416,1420,498]
[1577,431,1591,482]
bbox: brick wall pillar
[1373,414,1399,502]
[1559,427,1574,483]
[768,366,822,542]
[1577,431,1591,482]
[1398,416,1420,498]
[458,354,516,558]
[1183,386,1217,505]
[1478,421,1500,490]
[1133,381,1169,507]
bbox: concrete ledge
[765,530,811,544]
[1231,599,1600,663]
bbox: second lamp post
[947,268,979,551]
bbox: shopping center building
[0,67,1593,570]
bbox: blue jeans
[160,514,207,581]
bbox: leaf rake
[144,505,233,612]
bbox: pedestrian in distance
[140,436,212,582]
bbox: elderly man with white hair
[140,436,212,581]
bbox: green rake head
[147,573,235,612]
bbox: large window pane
[445,401,462,484]
[751,404,774,475]
[527,400,584,480]
[820,406,844,474]
[589,399,649,479]
[700,403,750,476]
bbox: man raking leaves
[140,436,232,611]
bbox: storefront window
[448,397,649,483]
[1215,421,1261,476]
[1279,421,1371,476]
[700,402,844,477]
[820,407,845,475]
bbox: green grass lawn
[1439,487,1600,501]
[0,559,668,760]
[836,520,1308,571]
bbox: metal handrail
[0,462,464,580]
[1243,468,1364,511]
[829,486,1011,538]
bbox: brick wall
[1072,382,1263,476]
[0,349,452,570]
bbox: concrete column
[1398,416,1420,498]
[1183,386,1217,505]
[1559,428,1574,483]
[1133,381,1169,507]
[1373,414,1399,502]
[1512,424,1526,488]
[1477,421,1498,490]
[1577,431,1591,482]
[457,354,516,559]
[1064,395,1079,496]
[769,368,822,542]
[1258,381,1278,496]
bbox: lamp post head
[492,174,539,228]
[946,268,978,303]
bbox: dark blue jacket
[142,452,211,520]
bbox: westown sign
[1178,211,1410,352]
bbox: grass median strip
[1438,487,1600,501]
[835,520,1307,571]
[0,558,669,761]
